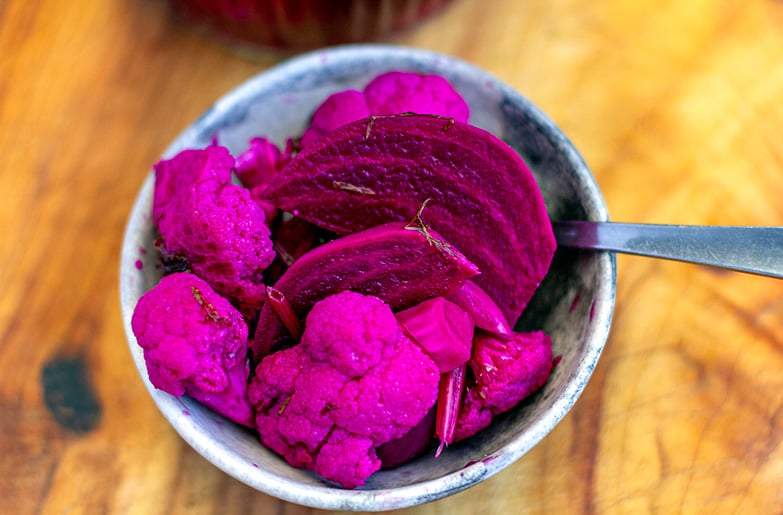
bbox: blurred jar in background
[168,0,456,52]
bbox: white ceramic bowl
[120,44,615,511]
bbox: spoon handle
[552,221,783,279]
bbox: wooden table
[3,0,783,513]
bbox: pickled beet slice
[434,362,466,457]
[446,280,512,336]
[261,114,555,323]
[250,221,479,360]
[396,297,474,374]
[376,405,436,469]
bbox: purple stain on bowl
[569,289,582,313]
[589,299,597,322]
[182,409,191,417]
[135,259,144,270]
[464,454,499,467]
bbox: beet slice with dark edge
[261,114,555,324]
[250,221,479,360]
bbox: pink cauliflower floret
[130,272,254,427]
[248,291,439,488]
[234,137,292,224]
[153,145,231,238]
[454,331,553,442]
[300,90,371,148]
[299,71,469,147]
[234,137,292,190]
[363,71,470,122]
[153,146,275,314]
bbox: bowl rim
[120,43,616,511]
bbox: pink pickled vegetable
[153,145,230,238]
[263,215,326,284]
[396,297,474,373]
[152,146,275,314]
[131,272,254,427]
[299,71,469,147]
[250,221,479,360]
[248,193,278,228]
[454,331,553,442]
[234,137,293,224]
[363,71,469,122]
[269,215,321,266]
[248,291,439,488]
[376,405,436,469]
[261,114,556,324]
[434,362,466,457]
[234,136,291,190]
[446,280,512,336]
[300,90,371,147]
[265,286,302,340]
[136,70,560,484]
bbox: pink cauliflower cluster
[234,136,293,223]
[248,291,439,488]
[153,145,275,315]
[131,272,254,427]
[300,71,470,147]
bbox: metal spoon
[552,221,783,279]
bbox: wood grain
[2,0,783,513]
